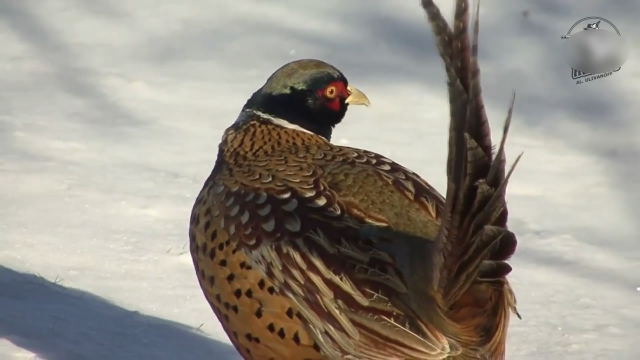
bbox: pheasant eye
[324,86,337,99]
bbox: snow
[1,0,639,359]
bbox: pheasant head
[241,59,370,141]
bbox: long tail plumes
[421,0,520,357]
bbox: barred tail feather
[421,0,520,357]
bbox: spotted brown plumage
[189,1,520,359]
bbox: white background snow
[1,0,638,359]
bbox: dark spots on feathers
[245,333,261,344]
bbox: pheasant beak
[345,86,371,107]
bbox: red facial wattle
[326,97,340,111]
[316,81,348,112]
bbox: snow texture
[1,0,639,359]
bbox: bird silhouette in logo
[584,21,600,30]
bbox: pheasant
[189,0,520,359]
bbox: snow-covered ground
[1,0,639,359]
